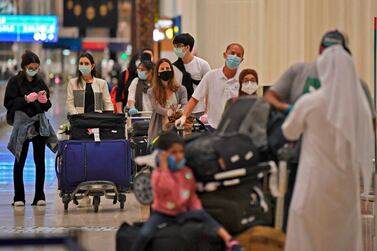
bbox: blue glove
[129,107,139,116]
[284,104,293,115]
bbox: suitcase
[132,120,150,137]
[235,158,289,251]
[116,221,225,251]
[69,113,126,140]
[199,174,273,235]
[55,139,132,192]
[132,136,149,157]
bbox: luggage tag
[88,128,101,142]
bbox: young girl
[131,132,242,251]
[147,58,187,142]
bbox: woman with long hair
[66,52,113,115]
[147,58,187,142]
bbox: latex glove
[167,109,174,117]
[284,104,293,115]
[25,92,38,103]
[199,114,208,124]
[175,115,187,127]
[128,107,139,116]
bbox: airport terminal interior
[0,0,377,251]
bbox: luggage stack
[55,113,132,212]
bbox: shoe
[227,239,243,251]
[78,196,91,208]
[12,201,25,207]
[36,200,46,206]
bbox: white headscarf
[316,45,374,193]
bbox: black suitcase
[132,120,149,137]
[199,176,273,235]
[116,221,225,251]
[69,113,125,140]
[131,136,149,157]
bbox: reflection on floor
[0,85,148,251]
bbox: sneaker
[12,201,25,207]
[78,196,91,208]
[227,239,243,251]
[36,200,46,206]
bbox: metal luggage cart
[59,181,127,213]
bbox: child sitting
[131,132,243,251]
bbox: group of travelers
[3,29,375,251]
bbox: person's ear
[223,52,227,59]
[91,64,95,70]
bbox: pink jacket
[151,166,202,216]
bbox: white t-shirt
[173,56,211,113]
[127,77,152,112]
[192,68,240,128]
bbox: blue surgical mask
[169,158,186,172]
[79,65,92,76]
[155,153,186,172]
[138,70,147,80]
[225,54,242,69]
[26,68,38,77]
[174,47,186,58]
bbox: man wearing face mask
[176,43,244,130]
[172,33,211,118]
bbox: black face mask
[158,71,173,81]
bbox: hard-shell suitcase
[69,113,126,140]
[116,221,225,251]
[56,139,132,192]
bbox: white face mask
[241,81,258,95]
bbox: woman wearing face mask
[223,69,259,114]
[127,61,155,116]
[66,52,113,115]
[4,50,57,207]
[147,58,188,142]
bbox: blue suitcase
[56,139,132,192]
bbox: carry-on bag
[68,113,126,140]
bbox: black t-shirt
[84,82,95,113]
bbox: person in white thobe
[282,45,374,251]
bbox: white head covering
[317,45,374,193]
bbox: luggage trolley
[56,113,132,213]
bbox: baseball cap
[319,30,351,54]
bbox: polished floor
[0,85,149,251]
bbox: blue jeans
[130,210,221,251]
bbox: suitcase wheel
[62,194,70,211]
[118,194,126,210]
[93,195,100,213]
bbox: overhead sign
[0,15,58,43]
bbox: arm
[66,79,79,115]
[264,90,290,112]
[127,78,138,108]
[184,72,208,117]
[178,86,188,109]
[148,89,168,116]
[188,171,202,210]
[4,78,28,111]
[38,81,52,111]
[102,80,114,112]
[282,97,308,141]
[264,65,296,111]
[151,152,175,193]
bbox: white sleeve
[192,71,210,102]
[201,60,211,77]
[102,80,114,111]
[66,79,78,115]
[127,78,139,102]
[282,96,309,140]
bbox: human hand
[25,92,38,103]
[158,151,170,171]
[175,115,187,127]
[199,114,208,124]
[128,107,139,116]
[167,108,174,117]
[37,91,48,104]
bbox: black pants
[13,135,46,204]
